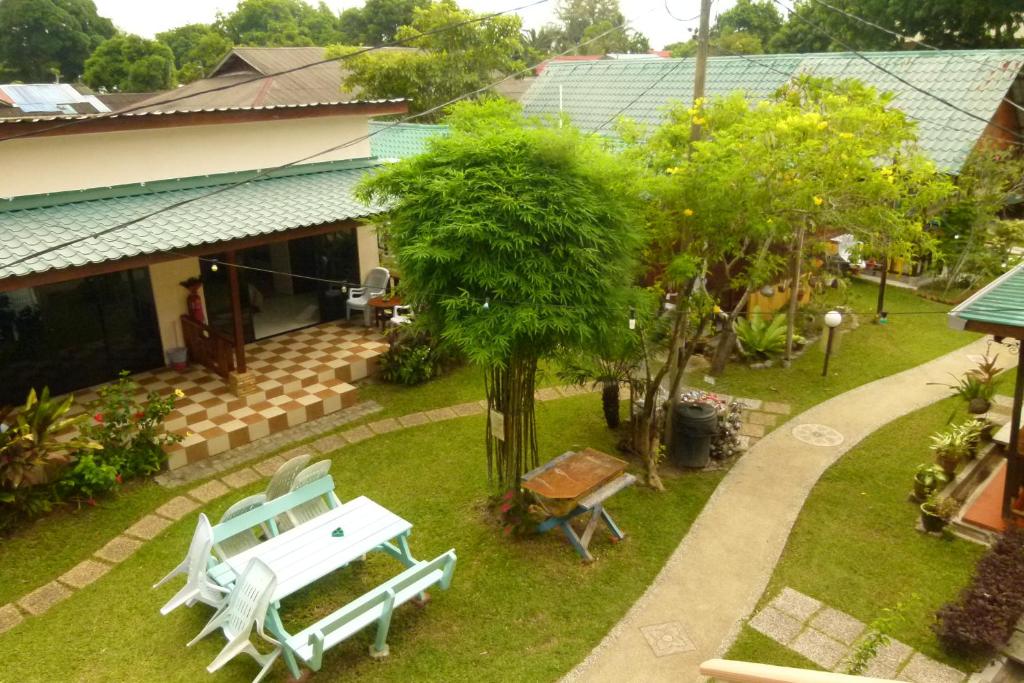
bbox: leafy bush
[80,371,182,478]
[56,454,119,506]
[733,311,788,360]
[934,529,1024,655]
[379,328,451,386]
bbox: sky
[91,0,740,52]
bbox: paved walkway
[563,337,1009,683]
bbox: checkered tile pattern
[69,323,386,470]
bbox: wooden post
[690,0,712,144]
[225,250,247,374]
[1003,338,1024,518]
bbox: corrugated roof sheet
[369,121,449,159]
[0,83,110,115]
[520,50,1024,172]
[950,262,1024,330]
[0,159,385,280]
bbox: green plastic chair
[214,494,267,562]
[188,557,280,683]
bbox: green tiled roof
[950,262,1024,331]
[369,121,449,159]
[0,159,385,280]
[521,50,1024,173]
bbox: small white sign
[703,375,716,385]
[489,409,505,441]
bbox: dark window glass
[0,268,163,405]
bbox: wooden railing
[180,315,235,379]
[700,659,889,682]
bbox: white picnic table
[209,496,417,678]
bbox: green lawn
[726,396,989,673]
[705,280,979,414]
[0,395,722,682]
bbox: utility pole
[690,0,713,142]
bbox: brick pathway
[0,382,781,638]
[750,588,966,682]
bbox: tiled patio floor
[961,460,1024,533]
[69,322,387,469]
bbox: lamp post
[822,310,842,377]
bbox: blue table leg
[601,508,625,540]
[559,520,594,562]
[265,602,302,678]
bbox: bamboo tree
[359,99,644,491]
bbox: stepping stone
[735,397,763,410]
[862,638,914,679]
[747,412,778,427]
[790,628,848,670]
[155,495,199,521]
[749,606,803,645]
[535,387,561,401]
[17,581,72,616]
[95,535,143,564]
[424,407,457,422]
[762,401,792,415]
[310,433,348,453]
[189,479,230,503]
[0,604,22,635]
[253,455,286,477]
[343,425,374,443]
[59,559,111,589]
[897,652,966,683]
[397,412,429,428]
[770,588,823,621]
[368,418,401,434]
[739,422,766,438]
[124,514,173,541]
[220,467,261,489]
[452,402,484,416]
[809,607,866,646]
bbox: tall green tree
[218,0,341,47]
[670,0,782,57]
[156,24,232,83]
[334,0,525,120]
[358,100,643,491]
[555,0,649,53]
[338,0,429,45]
[0,0,115,82]
[83,34,176,91]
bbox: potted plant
[930,353,1000,414]
[960,419,987,457]
[930,426,971,477]
[913,463,949,502]
[920,495,959,533]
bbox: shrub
[733,311,788,360]
[80,371,182,478]
[934,529,1024,655]
[379,328,453,386]
[56,454,119,506]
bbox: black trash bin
[671,402,719,468]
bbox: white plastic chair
[154,513,230,615]
[281,460,340,530]
[214,494,267,562]
[263,453,310,535]
[188,558,280,683]
[388,305,414,328]
[346,267,390,326]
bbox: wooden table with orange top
[367,295,402,330]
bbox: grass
[725,396,990,673]
[0,395,723,682]
[704,280,979,414]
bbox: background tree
[217,0,341,47]
[83,35,176,91]
[156,24,232,83]
[358,100,643,491]
[555,0,649,54]
[0,0,115,82]
[669,0,781,57]
[335,0,525,120]
[338,0,429,45]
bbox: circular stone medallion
[791,423,844,447]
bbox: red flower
[87,497,96,507]
[500,502,512,514]
[502,490,515,501]
[133,411,144,421]
[93,413,104,423]
[115,474,123,484]
[503,526,513,536]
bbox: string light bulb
[628,306,637,330]
[210,261,219,272]
[482,298,490,311]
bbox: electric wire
[0,0,552,143]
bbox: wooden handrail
[699,659,895,682]
[180,315,235,379]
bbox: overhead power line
[0,0,551,144]
[0,12,650,273]
[769,0,1024,142]
[807,0,1024,115]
